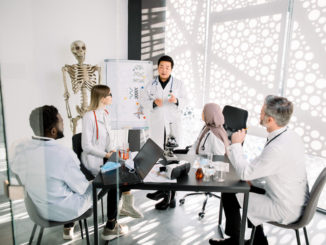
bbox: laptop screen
[133,138,164,179]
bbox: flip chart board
[104,59,153,129]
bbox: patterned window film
[165,0,326,210]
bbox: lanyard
[264,128,287,148]
[201,132,210,151]
[93,109,109,140]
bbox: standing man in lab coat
[209,95,309,245]
[143,55,184,149]
[142,55,185,210]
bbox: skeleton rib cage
[66,64,97,93]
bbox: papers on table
[125,159,134,170]
[143,164,177,183]
[211,161,229,172]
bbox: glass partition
[1,0,326,244]
[0,67,14,244]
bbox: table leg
[93,184,98,245]
[239,192,249,245]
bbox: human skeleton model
[62,40,101,134]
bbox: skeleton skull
[71,40,86,64]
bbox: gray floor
[1,136,326,245]
[3,189,326,245]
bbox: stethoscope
[152,76,174,93]
[201,132,210,151]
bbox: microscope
[159,123,190,178]
[163,122,179,164]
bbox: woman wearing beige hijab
[188,103,229,155]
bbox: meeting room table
[92,154,250,245]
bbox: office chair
[72,133,105,223]
[222,105,248,141]
[179,105,248,219]
[25,192,92,245]
[249,167,326,245]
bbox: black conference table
[92,154,250,245]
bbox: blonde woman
[81,85,142,241]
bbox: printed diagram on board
[105,59,152,129]
[123,64,147,120]
[134,102,145,119]
[132,65,146,83]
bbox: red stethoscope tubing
[93,109,109,140]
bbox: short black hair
[29,105,59,136]
[158,55,174,69]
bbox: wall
[0,0,128,147]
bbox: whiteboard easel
[104,59,153,130]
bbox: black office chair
[25,192,92,245]
[179,105,248,219]
[72,133,105,223]
[222,105,248,141]
[249,167,326,245]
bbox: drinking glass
[206,153,213,164]
[214,162,227,182]
[193,156,200,168]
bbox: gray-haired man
[209,95,309,245]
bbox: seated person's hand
[231,129,246,144]
[168,94,177,104]
[154,98,163,107]
[105,150,115,159]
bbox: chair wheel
[179,199,185,205]
[199,212,205,218]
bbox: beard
[260,116,268,127]
[56,129,64,139]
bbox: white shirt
[228,127,309,226]
[188,129,226,155]
[11,137,92,222]
[81,109,113,176]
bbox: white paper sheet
[143,164,177,183]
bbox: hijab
[195,103,229,154]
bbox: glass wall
[1,0,326,244]
[0,68,14,245]
[1,0,128,244]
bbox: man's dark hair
[29,105,59,136]
[158,55,174,69]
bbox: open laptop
[101,138,164,186]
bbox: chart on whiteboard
[105,59,153,129]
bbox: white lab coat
[81,109,114,176]
[188,129,226,155]
[142,76,185,148]
[228,127,309,226]
[11,137,92,222]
